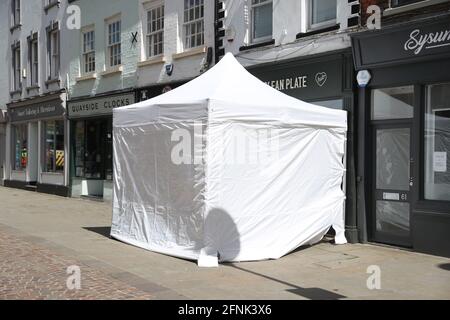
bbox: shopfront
[135,81,187,103]
[248,49,358,242]
[351,14,450,257]
[67,91,135,201]
[5,92,69,196]
[0,110,6,185]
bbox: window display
[44,120,65,172]
[13,124,27,171]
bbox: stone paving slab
[0,229,154,300]
[0,186,449,300]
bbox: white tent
[111,53,348,266]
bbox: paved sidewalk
[0,186,449,300]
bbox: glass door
[370,85,415,247]
[372,124,412,246]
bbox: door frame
[369,119,414,247]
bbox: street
[0,186,449,300]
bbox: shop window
[82,28,95,74]
[309,0,336,30]
[371,86,414,120]
[391,0,423,8]
[12,124,27,171]
[183,0,204,49]
[107,18,121,67]
[146,2,164,58]
[313,99,343,110]
[251,0,272,43]
[424,83,450,201]
[74,119,113,180]
[44,120,64,173]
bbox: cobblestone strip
[0,231,154,300]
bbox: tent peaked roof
[114,53,347,128]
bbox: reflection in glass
[376,201,410,237]
[372,86,414,120]
[425,83,450,201]
[376,128,410,191]
[311,0,336,26]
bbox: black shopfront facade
[135,81,187,103]
[248,49,359,243]
[352,14,450,257]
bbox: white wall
[222,0,357,67]
[8,0,71,101]
[67,0,141,98]
[136,0,216,87]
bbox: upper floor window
[11,0,21,26]
[391,0,423,7]
[12,45,21,91]
[146,2,164,58]
[48,30,60,79]
[251,0,273,43]
[29,37,39,87]
[107,18,121,67]
[309,0,336,30]
[183,0,204,50]
[82,28,95,74]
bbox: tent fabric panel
[111,121,207,257]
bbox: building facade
[5,0,70,196]
[216,0,361,243]
[0,0,10,186]
[352,0,450,257]
[65,0,215,200]
[135,0,215,103]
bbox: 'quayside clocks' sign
[67,92,135,118]
[352,16,450,69]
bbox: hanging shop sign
[67,92,135,118]
[8,98,64,122]
[351,14,450,69]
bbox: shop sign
[67,93,135,118]
[352,16,450,69]
[9,99,64,122]
[137,83,185,102]
[250,58,342,101]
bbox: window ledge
[44,0,61,13]
[76,73,97,82]
[45,78,60,87]
[26,85,40,93]
[137,55,165,67]
[99,66,123,77]
[10,23,22,32]
[10,89,22,96]
[384,0,449,16]
[239,39,275,52]
[172,46,207,60]
[297,24,340,39]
